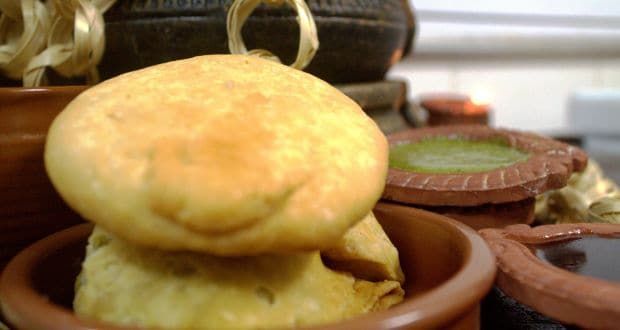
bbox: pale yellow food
[588,195,620,223]
[536,160,618,224]
[323,212,404,283]
[45,55,388,256]
[74,227,404,329]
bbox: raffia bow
[227,0,319,70]
[23,0,115,87]
[0,0,49,81]
[589,194,620,223]
[536,160,620,224]
[3,0,315,86]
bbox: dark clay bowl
[0,203,495,330]
[0,87,87,268]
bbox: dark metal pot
[99,0,416,84]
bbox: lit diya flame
[468,91,492,114]
[463,100,489,115]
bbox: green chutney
[389,137,530,174]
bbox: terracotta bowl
[481,223,620,329]
[0,203,496,330]
[0,87,87,268]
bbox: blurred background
[393,0,620,132]
[391,0,620,181]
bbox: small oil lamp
[420,92,491,126]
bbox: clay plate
[480,223,620,329]
[384,125,588,207]
[0,203,496,330]
[0,87,87,268]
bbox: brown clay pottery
[480,223,620,329]
[420,93,490,126]
[421,198,536,232]
[383,125,588,229]
[0,87,87,268]
[0,203,496,330]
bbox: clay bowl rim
[480,223,620,329]
[383,125,588,207]
[0,203,496,330]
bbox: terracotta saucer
[384,125,588,207]
[0,203,496,330]
[480,223,620,329]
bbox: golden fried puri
[75,227,404,329]
[45,55,388,256]
[322,212,405,283]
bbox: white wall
[389,0,620,133]
[412,0,620,16]
[390,59,620,132]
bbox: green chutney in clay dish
[389,137,530,174]
[382,125,588,230]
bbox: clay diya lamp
[0,86,88,269]
[0,203,496,330]
[480,223,620,329]
[383,125,588,230]
[420,93,490,126]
